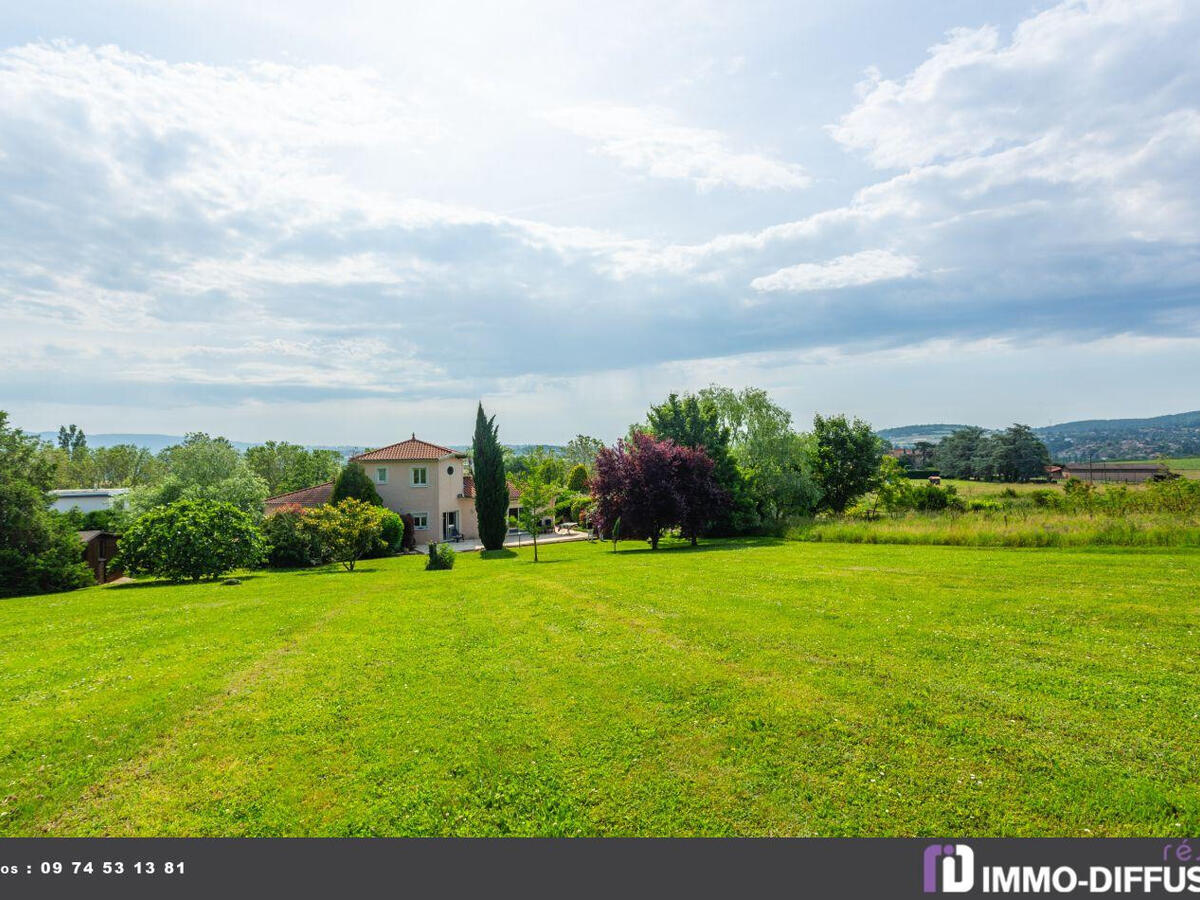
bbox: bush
[330,462,383,506]
[300,498,386,571]
[380,511,404,551]
[115,499,266,582]
[263,506,324,568]
[909,483,959,512]
[904,468,941,479]
[572,495,594,523]
[426,541,456,570]
[566,464,589,492]
[0,496,93,598]
[399,513,417,551]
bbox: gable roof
[264,481,335,509]
[350,436,465,462]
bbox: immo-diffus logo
[924,844,975,893]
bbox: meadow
[2,539,1197,836]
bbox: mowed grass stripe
[2,541,1198,835]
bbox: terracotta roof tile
[264,481,334,509]
[350,437,464,461]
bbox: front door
[442,510,458,540]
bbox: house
[78,530,122,583]
[263,481,335,513]
[50,487,130,514]
[263,435,531,542]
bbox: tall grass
[789,511,1200,548]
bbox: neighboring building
[1054,462,1176,484]
[78,530,122,583]
[263,435,531,542]
[263,481,335,514]
[49,488,130,514]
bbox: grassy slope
[2,540,1197,837]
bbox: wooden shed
[78,530,123,584]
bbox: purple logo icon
[924,844,975,893]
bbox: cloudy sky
[2,0,1198,445]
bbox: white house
[49,488,130,514]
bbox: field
[2,540,1198,836]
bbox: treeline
[931,425,1050,481]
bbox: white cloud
[546,104,809,191]
[750,250,918,293]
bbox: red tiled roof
[459,474,519,501]
[350,436,464,461]
[264,481,334,510]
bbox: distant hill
[878,411,1200,462]
[1035,410,1200,461]
[875,424,971,446]
[36,433,564,458]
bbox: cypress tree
[472,403,508,551]
[330,462,383,506]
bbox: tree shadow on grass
[479,549,518,560]
[293,565,381,576]
[608,537,788,556]
[107,573,267,590]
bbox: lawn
[2,539,1197,837]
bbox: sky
[1,0,1198,446]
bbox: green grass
[2,540,1198,836]
[792,512,1200,548]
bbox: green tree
[300,498,386,571]
[869,455,913,515]
[57,424,87,458]
[510,468,556,562]
[646,390,757,533]
[933,427,989,479]
[988,424,1051,482]
[472,403,509,551]
[699,386,819,526]
[566,463,589,492]
[246,441,342,495]
[0,412,92,597]
[92,444,165,487]
[812,413,883,514]
[330,462,383,505]
[128,433,268,516]
[563,434,604,468]
[115,499,266,583]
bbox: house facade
[264,435,526,542]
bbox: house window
[412,512,429,530]
[411,466,428,486]
[375,467,388,484]
[447,465,454,475]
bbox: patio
[421,528,591,553]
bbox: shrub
[566,464,589,492]
[330,462,383,506]
[0,493,93,598]
[399,513,417,551]
[380,511,404,552]
[904,469,941,480]
[909,483,959,512]
[301,498,386,571]
[263,506,323,568]
[572,495,593,522]
[426,541,456,570]
[1029,489,1060,508]
[116,499,266,582]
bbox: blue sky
[1,0,1198,445]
